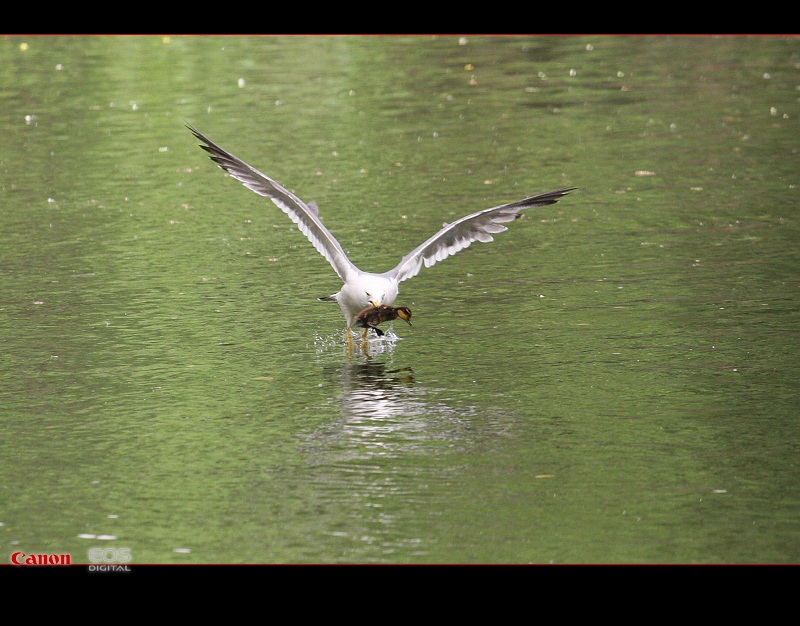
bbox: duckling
[355,305,413,337]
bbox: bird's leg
[346,328,353,352]
[361,328,369,341]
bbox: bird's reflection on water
[303,336,505,462]
[299,337,516,558]
[331,358,417,423]
[312,355,437,456]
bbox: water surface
[1,35,798,564]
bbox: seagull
[188,125,574,340]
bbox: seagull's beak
[369,300,382,308]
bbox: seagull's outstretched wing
[384,187,576,283]
[188,125,357,282]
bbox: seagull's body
[188,125,574,336]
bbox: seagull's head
[366,292,386,308]
[334,273,400,328]
[360,275,398,309]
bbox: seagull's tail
[319,295,337,302]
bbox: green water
[1,35,798,564]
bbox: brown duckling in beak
[355,304,412,337]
